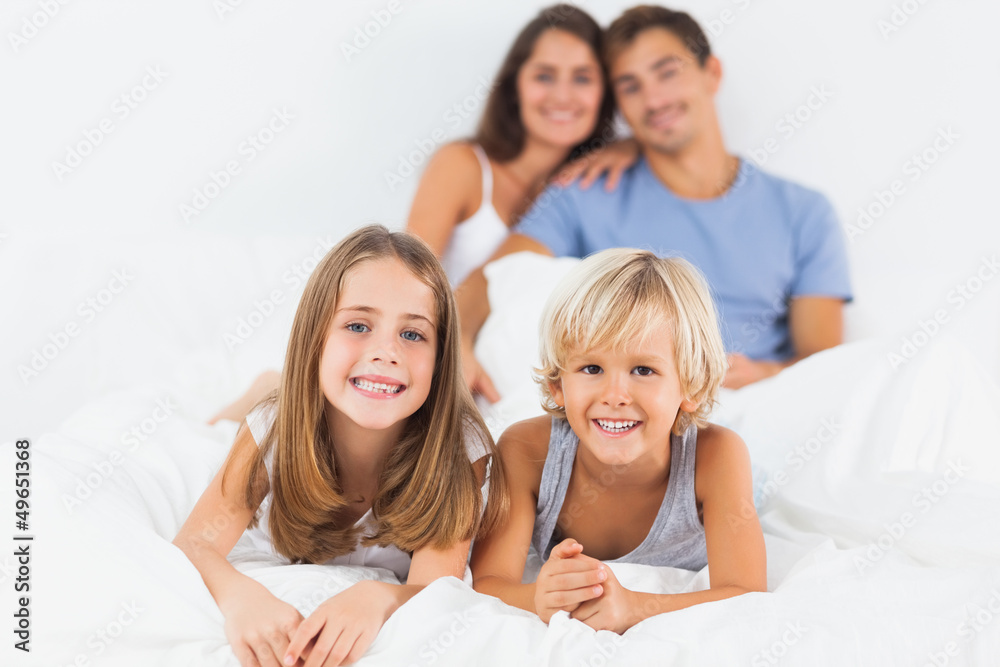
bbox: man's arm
[455,233,553,401]
[788,295,844,357]
[724,295,843,389]
[723,188,852,389]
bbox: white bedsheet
[5,252,1000,666]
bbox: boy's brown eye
[581,365,602,374]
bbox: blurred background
[2,0,998,436]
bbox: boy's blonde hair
[535,248,727,435]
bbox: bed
[5,237,1000,667]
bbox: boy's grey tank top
[531,418,708,571]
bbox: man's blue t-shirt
[515,157,852,361]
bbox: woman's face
[516,29,604,152]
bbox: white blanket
[6,253,1000,666]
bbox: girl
[405,3,637,289]
[174,225,506,667]
[470,248,766,633]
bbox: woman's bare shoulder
[429,141,483,179]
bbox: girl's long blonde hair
[227,225,506,563]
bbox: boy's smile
[549,328,698,468]
[593,418,641,436]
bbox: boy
[470,248,766,633]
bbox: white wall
[3,0,999,432]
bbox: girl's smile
[350,375,406,397]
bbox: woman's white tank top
[440,144,511,287]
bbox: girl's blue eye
[634,366,655,376]
[574,74,593,85]
[401,330,423,342]
[581,364,602,375]
[536,73,554,83]
[347,323,369,333]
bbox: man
[458,5,852,399]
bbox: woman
[406,3,636,286]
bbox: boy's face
[608,27,721,156]
[549,327,698,468]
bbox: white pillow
[474,252,580,437]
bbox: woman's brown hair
[474,3,616,165]
[225,225,507,563]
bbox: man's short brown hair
[604,5,712,67]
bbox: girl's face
[516,28,604,152]
[319,257,438,436]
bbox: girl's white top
[440,144,510,287]
[239,402,489,583]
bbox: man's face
[609,27,721,156]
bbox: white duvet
[6,252,1000,667]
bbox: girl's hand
[534,539,606,623]
[552,138,640,192]
[284,580,394,667]
[569,565,642,634]
[221,581,304,667]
